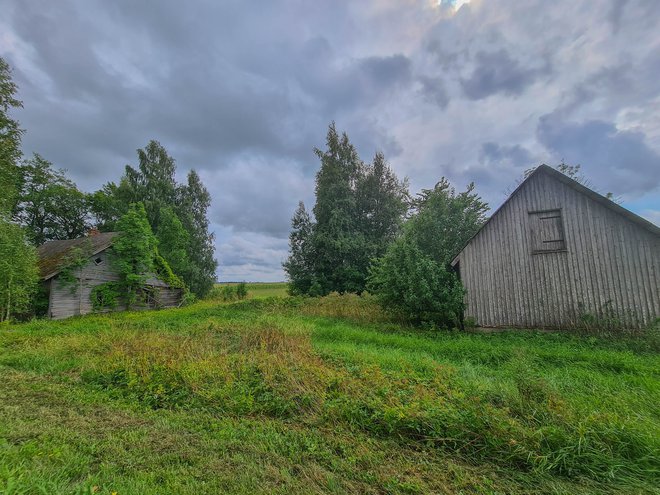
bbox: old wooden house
[451,165,659,328]
[38,232,183,319]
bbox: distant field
[216,282,289,299]
[0,293,658,494]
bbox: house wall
[48,250,182,319]
[457,172,659,328]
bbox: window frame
[528,208,568,255]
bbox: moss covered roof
[37,232,118,280]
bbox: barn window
[528,209,567,254]
[94,257,103,265]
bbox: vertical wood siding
[457,172,659,328]
[48,250,182,319]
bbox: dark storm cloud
[537,113,660,196]
[2,0,659,279]
[460,49,550,100]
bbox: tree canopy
[0,217,38,321]
[284,123,409,296]
[368,179,489,327]
[14,153,90,245]
[0,57,24,215]
[91,141,217,297]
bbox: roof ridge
[451,165,658,265]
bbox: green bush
[236,282,248,300]
[368,237,464,327]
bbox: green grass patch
[1,294,658,494]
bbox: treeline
[0,58,216,321]
[284,124,489,327]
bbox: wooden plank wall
[457,172,659,328]
[48,250,182,319]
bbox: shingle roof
[37,232,119,280]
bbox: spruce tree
[285,123,408,295]
[310,123,364,294]
[354,151,409,287]
[283,201,315,295]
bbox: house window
[94,257,104,265]
[528,209,566,253]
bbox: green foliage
[283,202,315,295]
[207,284,242,302]
[285,123,408,295]
[155,206,189,280]
[57,241,93,293]
[0,216,39,321]
[368,237,464,327]
[368,178,488,326]
[122,140,179,230]
[408,177,489,266]
[14,153,90,245]
[235,282,248,300]
[87,182,127,231]
[0,57,24,215]
[153,253,184,289]
[90,282,121,311]
[92,141,217,297]
[111,203,158,306]
[176,169,217,297]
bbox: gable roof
[452,164,659,265]
[37,232,119,280]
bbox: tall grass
[1,294,658,494]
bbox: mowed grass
[0,290,658,494]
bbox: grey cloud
[3,0,659,281]
[418,76,449,109]
[608,0,660,34]
[479,143,535,168]
[460,49,550,100]
[537,113,660,195]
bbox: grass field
[0,284,658,494]
[217,282,289,299]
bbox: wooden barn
[451,165,659,329]
[38,231,183,319]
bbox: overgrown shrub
[90,282,122,311]
[368,237,464,327]
[236,282,248,300]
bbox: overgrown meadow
[1,284,658,494]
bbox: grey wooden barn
[38,232,183,319]
[451,165,659,329]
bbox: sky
[1,0,659,281]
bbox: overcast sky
[2,0,659,281]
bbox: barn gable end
[452,165,659,328]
